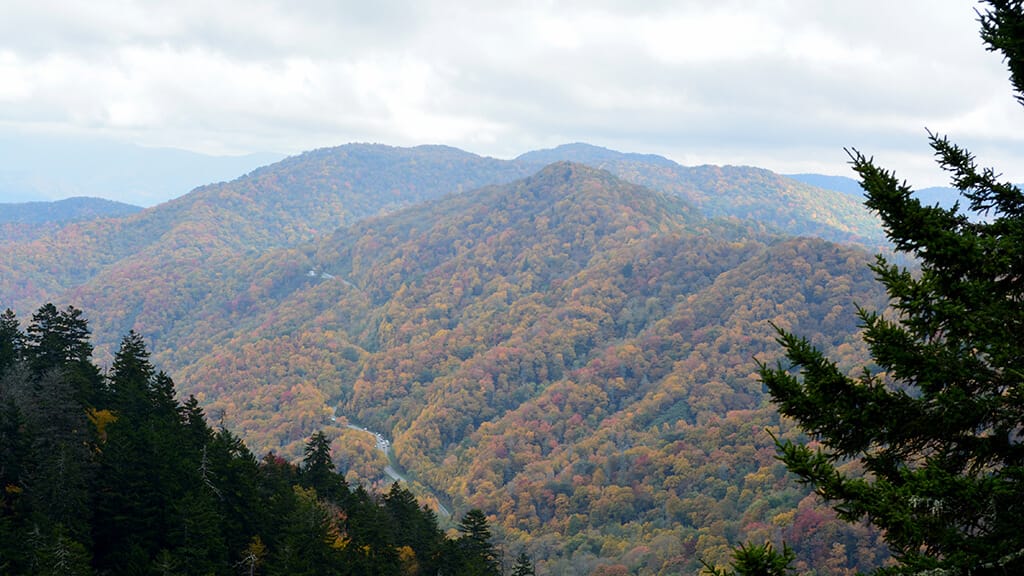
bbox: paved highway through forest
[344,423,452,518]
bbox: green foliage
[26,303,93,369]
[0,304,479,575]
[0,308,22,370]
[301,430,350,504]
[511,551,537,576]
[759,2,1024,573]
[456,509,502,576]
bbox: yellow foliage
[397,545,419,576]
[332,534,350,550]
[772,509,795,527]
[86,408,117,442]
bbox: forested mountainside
[48,162,885,574]
[0,143,884,323]
[0,197,143,245]
[517,143,887,248]
[0,147,896,573]
[784,174,866,197]
[0,305,514,575]
[0,144,538,327]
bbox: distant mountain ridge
[0,196,142,224]
[521,144,887,247]
[515,142,679,167]
[785,171,1023,215]
[0,142,888,321]
[785,173,866,197]
[0,131,282,205]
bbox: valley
[0,143,893,573]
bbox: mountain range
[0,142,895,574]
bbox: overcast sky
[3,0,1023,202]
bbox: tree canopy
[757,1,1024,574]
[0,304,500,576]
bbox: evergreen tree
[0,308,22,371]
[170,486,229,575]
[94,332,190,572]
[0,364,32,574]
[93,332,163,570]
[300,430,349,505]
[758,2,1024,573]
[383,481,444,574]
[702,543,795,576]
[24,303,102,407]
[456,509,501,576]
[25,304,93,370]
[22,367,95,548]
[511,551,537,576]
[265,486,342,576]
[345,485,400,575]
[181,394,214,452]
[204,428,264,568]
[28,523,93,576]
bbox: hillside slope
[142,163,891,574]
[517,143,887,248]
[0,146,898,573]
[1,143,885,324]
[0,196,144,244]
[0,144,537,332]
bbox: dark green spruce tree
[18,304,101,569]
[300,430,350,505]
[24,304,103,408]
[93,330,169,572]
[0,311,29,574]
[455,509,502,576]
[383,482,445,575]
[511,551,537,576]
[0,308,22,370]
[757,1,1024,574]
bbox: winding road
[344,423,452,518]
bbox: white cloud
[0,0,1022,189]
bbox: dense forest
[0,303,531,575]
[0,150,898,573]
[0,143,884,324]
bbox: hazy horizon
[3,1,1023,204]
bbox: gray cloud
[1,0,1022,196]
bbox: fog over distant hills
[0,132,282,206]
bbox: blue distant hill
[0,132,282,206]
[0,196,143,224]
[786,172,1019,214]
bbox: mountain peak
[515,142,678,168]
[530,159,610,179]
